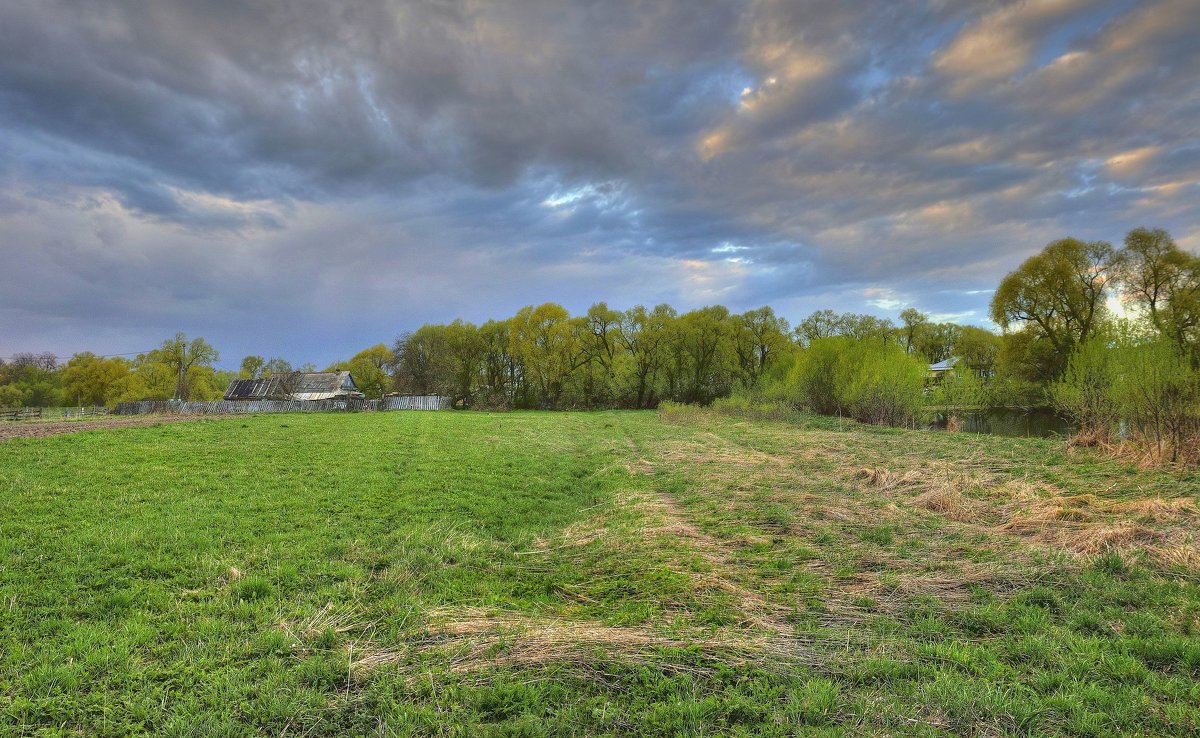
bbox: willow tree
[508,303,583,407]
[990,238,1116,379]
[1117,227,1200,362]
[731,306,792,388]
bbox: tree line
[3,227,1195,426]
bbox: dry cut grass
[351,606,816,681]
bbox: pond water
[929,408,1072,438]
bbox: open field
[2,410,1199,736]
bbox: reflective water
[930,408,1072,438]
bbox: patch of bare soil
[0,416,199,441]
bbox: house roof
[928,357,960,372]
[223,371,359,401]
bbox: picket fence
[113,395,450,416]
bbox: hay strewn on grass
[852,459,1199,569]
[351,607,815,679]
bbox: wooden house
[223,371,364,402]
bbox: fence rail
[0,407,43,421]
[113,395,450,416]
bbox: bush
[1109,338,1200,465]
[1050,335,1120,442]
[1053,332,1200,466]
[786,337,927,426]
[929,369,988,412]
[786,338,844,415]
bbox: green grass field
[2,410,1199,736]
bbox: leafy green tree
[794,309,844,346]
[786,337,925,425]
[571,303,625,407]
[393,327,453,395]
[478,319,517,405]
[795,310,895,346]
[618,304,675,408]
[327,344,393,399]
[146,333,220,400]
[912,322,961,364]
[443,321,485,403]
[262,357,293,377]
[669,306,736,405]
[899,308,929,355]
[61,353,134,406]
[239,355,265,379]
[0,353,63,407]
[955,326,1001,375]
[731,306,792,388]
[840,313,897,343]
[0,384,21,407]
[990,238,1116,379]
[509,303,583,407]
[1050,333,1119,441]
[1117,227,1200,362]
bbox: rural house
[223,371,364,402]
[927,357,960,382]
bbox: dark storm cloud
[0,0,1197,363]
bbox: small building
[223,371,364,402]
[927,357,960,377]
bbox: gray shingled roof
[928,357,960,372]
[223,371,358,400]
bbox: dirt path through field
[0,416,199,441]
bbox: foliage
[141,333,221,401]
[786,338,844,415]
[262,357,293,377]
[785,337,927,426]
[929,367,988,412]
[1116,227,1200,364]
[794,309,896,347]
[0,353,62,407]
[955,325,1002,374]
[239,355,266,379]
[1052,328,1200,465]
[4,227,1192,419]
[731,306,792,388]
[388,302,792,410]
[1108,338,1200,465]
[60,353,137,407]
[1050,334,1120,441]
[325,344,392,399]
[990,238,1117,380]
[836,340,928,426]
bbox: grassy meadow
[1,410,1199,736]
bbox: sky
[1,0,1197,369]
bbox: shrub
[1054,332,1200,466]
[1051,335,1120,442]
[838,341,927,426]
[786,337,927,426]
[787,339,844,415]
[1109,338,1200,465]
[929,368,988,412]
[657,401,707,425]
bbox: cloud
[0,0,1197,363]
[934,0,1100,93]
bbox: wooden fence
[0,407,43,421]
[58,406,110,418]
[113,395,450,416]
